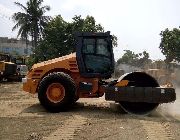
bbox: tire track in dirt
[140,120,175,140]
[43,115,87,140]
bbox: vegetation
[12,0,51,49]
[159,28,180,62]
[35,15,117,61]
[12,1,117,67]
[117,50,151,68]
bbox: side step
[105,86,176,103]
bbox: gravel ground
[0,82,180,140]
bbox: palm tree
[12,3,31,54]
[12,0,51,50]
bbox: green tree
[117,50,151,68]
[117,50,138,65]
[159,28,180,62]
[36,15,117,61]
[12,0,51,49]
[12,2,31,53]
[36,15,70,60]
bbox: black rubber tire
[38,72,76,112]
[74,95,79,103]
[6,78,13,82]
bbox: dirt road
[0,82,180,140]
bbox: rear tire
[38,72,76,112]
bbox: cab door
[76,32,114,78]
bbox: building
[0,37,32,56]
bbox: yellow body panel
[0,61,5,72]
[32,53,77,70]
[23,78,39,93]
[115,80,129,87]
[23,52,104,97]
[23,53,79,94]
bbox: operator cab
[75,31,114,78]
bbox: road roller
[22,31,176,115]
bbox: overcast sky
[0,0,180,60]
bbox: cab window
[82,38,112,74]
[96,39,110,57]
[82,39,95,54]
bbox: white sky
[0,0,180,60]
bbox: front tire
[118,72,159,115]
[38,72,76,112]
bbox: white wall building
[0,37,32,56]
